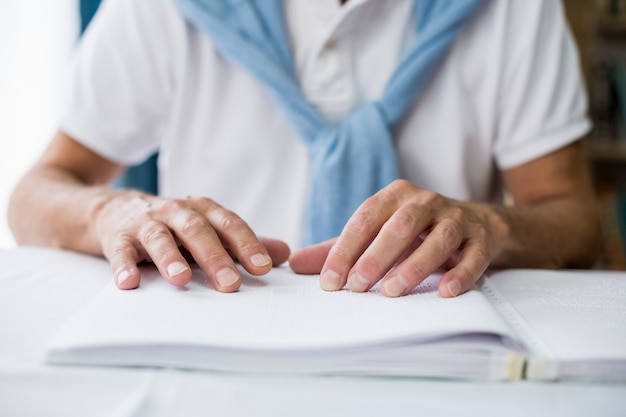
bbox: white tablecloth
[1,247,625,417]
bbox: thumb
[258,237,291,267]
[288,237,337,274]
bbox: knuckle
[358,192,378,211]
[192,196,218,210]
[104,236,136,261]
[180,213,207,237]
[389,209,420,240]
[403,261,431,281]
[140,222,171,246]
[435,220,463,249]
[236,241,265,256]
[328,244,354,265]
[196,196,215,205]
[155,198,185,214]
[387,178,412,194]
[219,212,248,234]
[418,189,442,206]
[447,206,465,222]
[378,179,415,204]
[347,209,378,237]
[473,224,490,243]
[108,237,134,256]
[202,249,232,267]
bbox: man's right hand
[95,192,290,291]
[8,130,289,292]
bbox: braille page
[482,269,626,381]
[48,265,515,350]
[46,264,521,377]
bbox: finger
[104,236,142,290]
[138,221,193,287]
[225,236,290,269]
[166,209,241,292]
[219,237,290,267]
[381,219,464,297]
[288,238,336,274]
[259,237,291,267]
[439,240,490,298]
[203,203,273,276]
[346,205,429,293]
[394,231,428,266]
[320,196,396,291]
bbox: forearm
[480,196,602,270]
[8,166,119,255]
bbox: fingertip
[259,238,291,266]
[240,239,289,275]
[347,271,373,293]
[106,243,142,290]
[115,267,140,290]
[237,252,272,277]
[320,269,343,291]
[165,261,192,286]
[214,267,241,292]
[217,283,241,293]
[381,274,410,297]
[440,252,488,297]
[250,253,272,268]
[439,277,463,298]
[448,278,463,297]
[288,244,330,274]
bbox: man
[8,0,601,298]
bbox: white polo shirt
[60,0,591,249]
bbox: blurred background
[0,0,79,247]
[1,0,625,269]
[565,0,626,269]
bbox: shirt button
[325,39,338,50]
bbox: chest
[161,0,500,200]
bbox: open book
[45,254,626,382]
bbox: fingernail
[216,267,239,288]
[348,271,371,292]
[117,269,133,286]
[167,261,189,278]
[447,279,462,297]
[320,269,342,291]
[383,274,409,297]
[250,253,272,267]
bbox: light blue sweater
[173,0,485,245]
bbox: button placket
[310,38,344,93]
[303,5,368,123]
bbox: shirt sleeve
[59,0,185,165]
[493,0,591,170]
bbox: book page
[48,264,517,353]
[483,269,626,363]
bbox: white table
[1,246,625,417]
